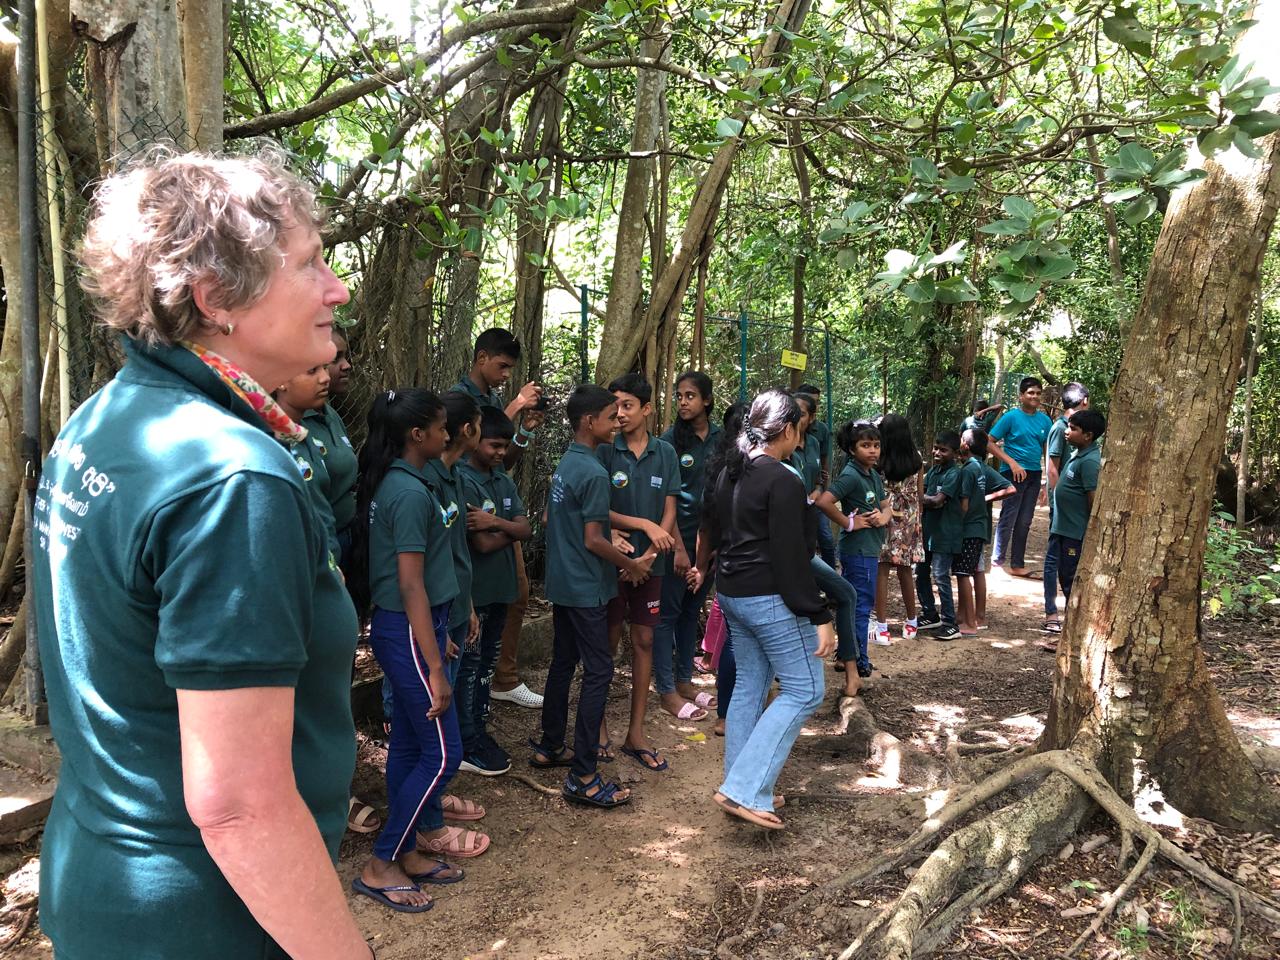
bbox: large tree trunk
[176,0,224,151]
[1044,117,1280,831]
[787,122,811,391]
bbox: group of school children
[296,319,1108,912]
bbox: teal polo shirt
[452,375,502,410]
[545,442,617,607]
[302,403,357,531]
[596,433,679,576]
[1050,444,1101,541]
[368,460,460,613]
[459,460,526,607]
[922,461,964,553]
[790,431,822,493]
[830,461,887,556]
[958,457,987,539]
[290,431,340,558]
[1045,415,1069,475]
[425,458,473,629]
[660,421,722,550]
[810,418,832,468]
[990,407,1052,472]
[31,339,357,960]
[980,462,1013,542]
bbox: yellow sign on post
[781,349,808,371]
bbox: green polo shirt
[790,431,822,493]
[424,458,473,629]
[452,375,502,410]
[1045,415,1069,476]
[958,457,987,540]
[660,421,722,550]
[545,442,617,608]
[302,403,357,531]
[31,339,357,960]
[459,460,526,607]
[290,432,340,558]
[830,461,887,556]
[922,461,964,554]
[810,417,832,467]
[368,460,460,613]
[596,433,679,576]
[1050,443,1101,541]
[980,462,1013,542]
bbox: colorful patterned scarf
[181,341,308,446]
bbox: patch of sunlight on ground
[628,823,705,869]
[1134,778,1185,831]
[1227,709,1280,747]
[914,702,969,747]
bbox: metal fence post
[738,308,749,403]
[578,285,589,382]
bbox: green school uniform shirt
[1050,443,1102,541]
[660,421,722,551]
[31,339,357,960]
[368,460,460,613]
[546,442,617,607]
[789,431,822,493]
[830,461,887,556]
[922,461,965,554]
[596,433,680,576]
[1045,415,1069,475]
[810,418,832,468]
[958,457,988,539]
[290,431,341,557]
[460,460,526,607]
[453,375,502,410]
[980,462,1013,542]
[990,407,1052,472]
[302,402,358,531]
[424,458,474,629]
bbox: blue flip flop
[351,877,433,913]
[410,859,465,885]
[621,744,669,772]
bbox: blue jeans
[654,571,714,694]
[1043,515,1060,616]
[456,602,508,753]
[915,551,956,627]
[812,556,857,668]
[993,471,1041,568]
[816,512,837,568]
[717,594,825,811]
[369,604,460,861]
[839,554,878,676]
[1052,534,1083,600]
[716,626,736,720]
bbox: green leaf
[370,131,390,156]
[1115,143,1157,174]
[909,157,939,183]
[935,277,980,303]
[923,240,968,269]
[1038,254,1077,280]
[902,116,925,130]
[1122,194,1158,226]
[727,55,749,72]
[1032,23,1057,40]
[902,278,937,302]
[836,248,859,270]
[1198,124,1237,156]
[1102,14,1152,57]
[1007,280,1041,303]
[1235,110,1280,138]
[715,117,744,138]
[1103,185,1144,203]
[942,174,976,192]
[1155,121,1183,134]
[1234,127,1263,158]
[1002,196,1036,221]
[978,218,1028,236]
[818,226,846,243]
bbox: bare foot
[361,858,431,908]
[399,850,463,883]
[713,717,726,737]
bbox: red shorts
[607,575,663,628]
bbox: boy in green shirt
[960,428,1015,630]
[953,434,989,636]
[534,385,655,808]
[1043,382,1089,631]
[596,373,679,771]
[1049,409,1106,612]
[916,431,966,641]
[460,407,532,774]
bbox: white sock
[907,617,918,627]
[877,621,889,632]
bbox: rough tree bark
[175,0,224,151]
[1237,294,1262,524]
[787,121,811,391]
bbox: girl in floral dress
[874,413,925,642]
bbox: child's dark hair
[702,402,746,512]
[796,382,821,396]
[792,391,817,420]
[608,372,653,405]
[441,390,480,448]
[837,419,880,456]
[1018,376,1042,394]
[878,413,922,482]
[1061,382,1088,411]
[352,388,444,620]
[1069,408,1106,440]
[479,405,515,442]
[972,397,990,413]
[567,384,616,430]
[934,429,962,451]
[962,427,989,458]
[473,327,521,361]
[730,389,801,479]
[671,370,714,454]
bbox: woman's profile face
[230,222,349,379]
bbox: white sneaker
[902,622,918,641]
[489,682,543,709]
[871,625,892,647]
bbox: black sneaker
[460,746,511,776]
[480,732,511,768]
[917,616,944,630]
[932,625,961,642]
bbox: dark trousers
[540,604,613,781]
[1043,514,1060,616]
[456,602,508,753]
[816,513,837,568]
[993,470,1041,568]
[716,626,737,720]
[1051,534,1083,601]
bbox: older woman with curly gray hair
[30,149,383,958]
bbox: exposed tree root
[509,773,561,797]
[1062,830,1158,957]
[716,882,764,960]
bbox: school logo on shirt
[316,441,328,456]
[611,471,629,488]
[864,490,876,505]
[481,498,497,514]
[680,453,694,468]
[294,455,313,481]
[650,475,664,488]
[503,497,512,510]
[441,501,460,527]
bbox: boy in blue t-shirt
[916,431,966,642]
[1049,409,1106,613]
[989,376,1053,576]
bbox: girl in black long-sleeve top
[701,390,836,830]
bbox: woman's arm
[178,688,371,960]
[766,468,832,625]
